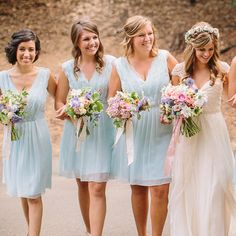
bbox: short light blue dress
[59,55,115,182]
[111,50,173,186]
[0,68,52,198]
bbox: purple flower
[185,77,194,87]
[0,104,4,111]
[11,114,22,123]
[85,92,92,100]
[71,97,81,108]
[161,98,174,106]
[161,98,170,103]
[137,100,143,110]
[93,112,101,122]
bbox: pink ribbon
[164,117,182,176]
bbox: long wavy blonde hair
[184,22,221,86]
[70,19,104,76]
[121,15,158,57]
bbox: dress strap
[220,61,230,74]
[62,59,78,89]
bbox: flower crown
[185,25,219,43]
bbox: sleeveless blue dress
[59,55,115,182]
[111,50,172,186]
[0,68,52,198]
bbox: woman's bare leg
[150,184,169,236]
[27,197,43,236]
[131,185,149,236]
[76,178,90,234]
[21,197,29,225]
[88,182,107,236]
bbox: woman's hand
[228,94,236,108]
[56,105,78,125]
[56,105,68,120]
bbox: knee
[89,183,106,198]
[76,178,88,191]
[151,185,169,200]
[131,185,148,197]
[27,197,41,205]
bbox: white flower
[194,92,208,107]
[71,89,82,96]
[10,104,18,112]
[7,112,13,119]
[79,107,86,115]
[185,25,219,43]
[181,106,192,118]
[2,109,8,114]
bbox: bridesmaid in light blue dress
[55,20,115,236]
[108,15,177,236]
[0,29,56,236]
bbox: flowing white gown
[168,62,236,236]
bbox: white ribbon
[125,120,134,165]
[76,117,87,152]
[114,120,134,166]
[114,123,125,146]
[2,124,12,183]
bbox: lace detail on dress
[220,61,230,74]
[172,62,230,80]
[171,63,185,78]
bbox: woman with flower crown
[55,19,115,236]
[168,22,236,235]
[108,15,177,236]
[0,29,57,236]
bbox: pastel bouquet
[107,91,150,165]
[160,77,207,137]
[65,88,103,137]
[0,89,28,141]
[106,91,150,128]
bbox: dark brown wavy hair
[5,29,40,65]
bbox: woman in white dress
[169,22,236,236]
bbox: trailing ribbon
[114,120,134,166]
[114,124,125,146]
[76,117,87,152]
[125,120,134,165]
[2,124,12,183]
[164,118,182,176]
[3,124,12,160]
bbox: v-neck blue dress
[111,50,173,186]
[0,67,52,198]
[59,55,115,182]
